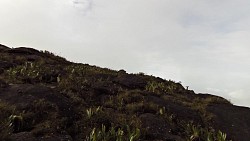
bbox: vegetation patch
[0,46,246,141]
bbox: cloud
[72,0,93,14]
[228,89,250,107]
[0,0,250,107]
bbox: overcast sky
[0,0,250,107]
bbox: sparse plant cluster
[145,80,181,95]
[158,109,230,141]
[161,94,218,126]
[58,71,90,93]
[76,104,142,141]
[103,90,161,116]
[4,62,60,83]
[156,105,231,141]
[86,124,140,141]
[184,123,231,141]
[58,64,118,94]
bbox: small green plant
[86,106,102,119]
[188,124,200,141]
[4,61,61,84]
[86,108,94,119]
[145,81,178,94]
[217,130,227,141]
[9,114,24,132]
[145,81,158,93]
[0,116,13,140]
[0,113,24,139]
[159,107,166,115]
[0,102,16,140]
[126,125,140,141]
[184,122,231,141]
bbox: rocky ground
[0,44,250,141]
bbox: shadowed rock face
[0,44,249,141]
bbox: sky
[0,0,250,107]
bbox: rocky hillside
[0,44,250,141]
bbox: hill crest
[0,45,250,141]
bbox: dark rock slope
[0,44,249,141]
